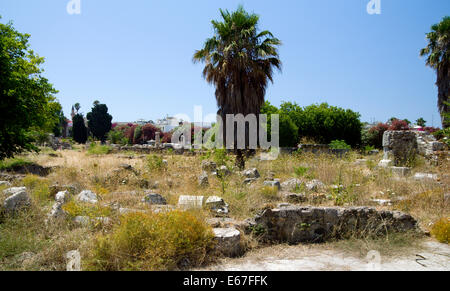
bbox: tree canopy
[193,6,281,168]
[420,16,450,128]
[87,101,113,142]
[0,17,60,159]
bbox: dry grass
[0,146,448,270]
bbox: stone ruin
[380,130,446,167]
[382,131,418,166]
[246,205,419,244]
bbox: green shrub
[433,128,450,147]
[363,145,375,154]
[86,211,215,270]
[212,148,230,167]
[280,102,362,147]
[87,143,112,155]
[260,186,279,200]
[329,140,351,150]
[133,125,143,144]
[107,130,127,145]
[62,200,112,219]
[22,175,51,203]
[293,166,308,177]
[261,101,299,147]
[146,155,166,172]
[431,218,449,244]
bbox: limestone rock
[66,250,81,271]
[217,165,231,177]
[213,228,242,257]
[378,159,393,168]
[390,167,411,177]
[141,192,167,205]
[3,187,31,214]
[251,206,418,244]
[280,178,304,191]
[119,163,133,170]
[413,173,438,181]
[283,193,307,203]
[73,216,90,226]
[76,190,98,204]
[263,180,281,190]
[0,181,12,187]
[177,195,204,210]
[201,160,217,173]
[198,172,209,187]
[48,202,66,220]
[205,196,229,216]
[305,179,325,192]
[383,131,418,166]
[243,178,257,185]
[243,168,260,179]
[55,190,70,204]
[369,199,392,206]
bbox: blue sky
[1,0,449,126]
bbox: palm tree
[420,16,450,128]
[193,6,281,168]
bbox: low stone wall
[247,206,418,244]
[298,144,330,154]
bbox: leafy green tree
[87,101,113,143]
[193,6,282,169]
[287,103,362,147]
[72,113,88,144]
[0,17,60,159]
[52,107,68,137]
[420,16,450,128]
[261,101,299,147]
[416,118,427,127]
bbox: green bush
[22,175,51,204]
[212,148,230,167]
[62,200,112,219]
[329,140,351,150]
[262,101,362,147]
[433,128,450,147]
[146,155,166,172]
[431,218,449,244]
[87,143,112,155]
[107,130,128,145]
[293,166,308,177]
[87,211,215,270]
[261,101,299,147]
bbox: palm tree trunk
[437,64,450,128]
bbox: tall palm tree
[193,6,281,168]
[420,16,450,128]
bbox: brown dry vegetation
[0,146,448,270]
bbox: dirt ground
[199,239,449,271]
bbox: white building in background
[135,119,149,126]
[154,116,182,133]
